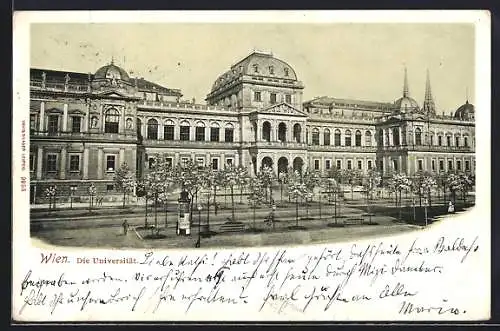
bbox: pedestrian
[447,201,455,213]
[122,219,129,235]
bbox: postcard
[12,10,490,322]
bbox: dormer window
[269,66,274,75]
[253,64,259,73]
[284,67,289,77]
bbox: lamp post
[196,204,203,248]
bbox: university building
[29,50,475,202]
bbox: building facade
[29,51,475,202]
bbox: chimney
[192,98,196,104]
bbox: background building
[29,51,475,202]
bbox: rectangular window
[254,91,261,102]
[355,134,362,147]
[46,154,57,172]
[148,157,156,169]
[464,137,468,147]
[270,93,277,104]
[212,158,219,170]
[448,160,453,170]
[181,157,189,166]
[107,184,114,192]
[30,153,35,171]
[465,160,470,171]
[164,125,174,140]
[69,155,80,172]
[455,136,460,147]
[347,160,352,170]
[432,160,436,171]
[314,159,320,170]
[367,160,372,169]
[334,133,341,146]
[30,114,37,131]
[195,127,205,141]
[430,135,434,145]
[226,158,233,167]
[196,157,205,168]
[325,160,331,170]
[106,155,116,171]
[438,136,442,146]
[165,157,173,168]
[285,94,292,104]
[337,160,342,169]
[48,115,59,134]
[210,127,220,142]
[357,160,362,170]
[225,128,234,142]
[312,132,319,145]
[447,136,451,146]
[418,160,423,171]
[457,160,461,170]
[71,116,81,133]
[180,126,190,141]
[439,160,444,171]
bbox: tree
[114,162,136,209]
[362,169,381,221]
[459,173,473,203]
[173,160,209,227]
[390,173,412,221]
[287,170,309,227]
[235,165,249,204]
[415,173,437,207]
[45,185,57,211]
[342,168,362,200]
[302,169,320,220]
[143,157,168,235]
[446,173,463,204]
[257,165,276,205]
[247,177,265,230]
[212,170,226,215]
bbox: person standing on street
[122,219,129,235]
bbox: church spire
[423,69,436,114]
[403,66,409,97]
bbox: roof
[211,50,299,92]
[30,67,181,96]
[306,96,392,109]
[454,100,475,120]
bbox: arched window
[378,129,384,146]
[179,120,190,141]
[324,129,331,146]
[147,118,159,140]
[210,122,220,142]
[415,127,422,145]
[262,121,271,142]
[455,135,460,147]
[104,108,119,133]
[195,121,206,141]
[464,135,469,147]
[163,119,175,140]
[355,130,362,146]
[446,135,452,146]
[438,135,443,146]
[312,128,320,145]
[278,122,287,143]
[365,131,372,146]
[225,123,234,142]
[334,129,341,146]
[293,123,301,142]
[344,130,352,146]
[392,127,400,146]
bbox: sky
[30,23,475,112]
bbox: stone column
[97,148,103,179]
[36,146,43,179]
[119,148,125,166]
[84,103,90,132]
[235,153,240,167]
[206,153,211,167]
[82,147,89,179]
[39,102,45,131]
[158,123,164,140]
[59,147,67,179]
[100,105,104,133]
[398,127,402,146]
[142,117,147,138]
[389,129,393,146]
[256,121,261,142]
[174,152,180,166]
[62,104,68,132]
[220,153,226,168]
